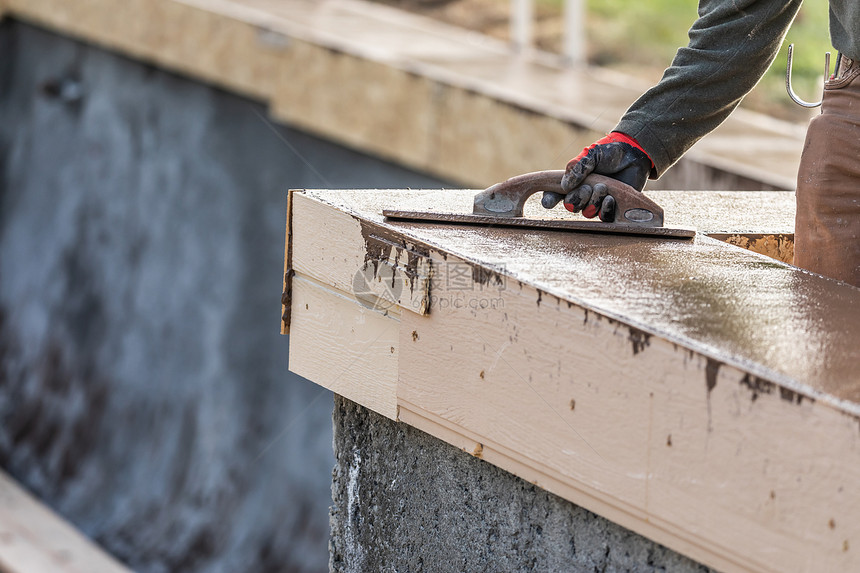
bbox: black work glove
[542,132,653,222]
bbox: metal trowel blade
[382,210,696,239]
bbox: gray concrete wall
[0,20,446,573]
[331,396,716,573]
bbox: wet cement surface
[369,188,796,235]
[304,188,860,406]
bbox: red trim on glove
[582,205,599,218]
[569,132,654,169]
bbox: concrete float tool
[383,170,696,239]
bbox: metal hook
[786,44,830,109]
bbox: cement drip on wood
[288,188,860,573]
[299,188,859,406]
[714,233,795,264]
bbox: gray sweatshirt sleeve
[615,0,803,178]
[830,1,860,62]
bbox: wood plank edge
[289,274,400,420]
[398,400,768,573]
[0,472,131,573]
[281,188,297,335]
[301,193,844,417]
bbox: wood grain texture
[291,192,432,316]
[289,275,399,419]
[0,472,130,573]
[295,189,859,401]
[287,189,860,573]
[397,259,860,573]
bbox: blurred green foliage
[545,0,834,119]
[585,0,699,67]
[386,0,834,119]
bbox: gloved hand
[542,132,653,222]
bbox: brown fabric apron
[794,54,860,287]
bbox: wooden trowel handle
[472,170,664,227]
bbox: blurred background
[0,18,447,573]
[0,1,832,572]
[378,0,831,122]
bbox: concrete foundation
[0,20,445,572]
[331,396,715,573]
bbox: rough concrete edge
[394,399,741,573]
[329,394,721,573]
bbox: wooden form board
[0,471,130,573]
[286,188,860,573]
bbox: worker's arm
[546,0,803,219]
